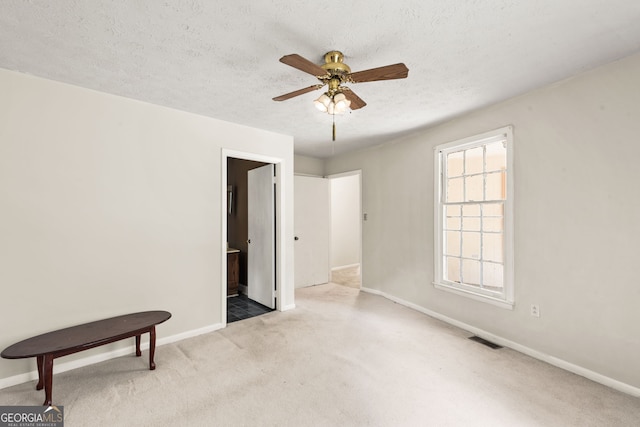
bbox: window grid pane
[443,201,505,290]
[444,152,506,203]
[447,152,464,178]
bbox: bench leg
[135,335,142,357]
[42,354,54,406]
[149,326,156,370]
[36,356,44,390]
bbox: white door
[294,175,330,288]
[248,164,275,309]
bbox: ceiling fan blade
[272,85,323,101]
[279,54,328,77]
[343,88,367,110]
[348,63,409,83]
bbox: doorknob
[294,236,299,241]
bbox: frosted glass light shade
[333,93,350,114]
[314,93,331,112]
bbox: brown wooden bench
[1,310,171,405]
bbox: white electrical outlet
[530,304,540,318]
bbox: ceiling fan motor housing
[321,51,351,76]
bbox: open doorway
[329,171,362,288]
[226,156,276,323]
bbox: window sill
[433,282,514,310]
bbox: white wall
[330,174,360,269]
[324,52,640,391]
[294,154,324,176]
[0,69,294,382]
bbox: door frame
[222,149,285,326]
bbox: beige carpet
[330,265,361,288]
[1,283,639,426]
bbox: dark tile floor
[227,293,274,323]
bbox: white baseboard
[0,322,224,390]
[281,303,296,311]
[331,263,360,272]
[360,286,640,398]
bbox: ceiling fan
[273,51,409,139]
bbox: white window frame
[433,126,514,309]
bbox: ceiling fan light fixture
[333,92,351,113]
[327,101,335,115]
[313,100,327,112]
[315,92,350,115]
[314,93,331,112]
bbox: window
[433,126,514,308]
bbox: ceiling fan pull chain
[332,114,336,141]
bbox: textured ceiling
[2,1,640,158]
